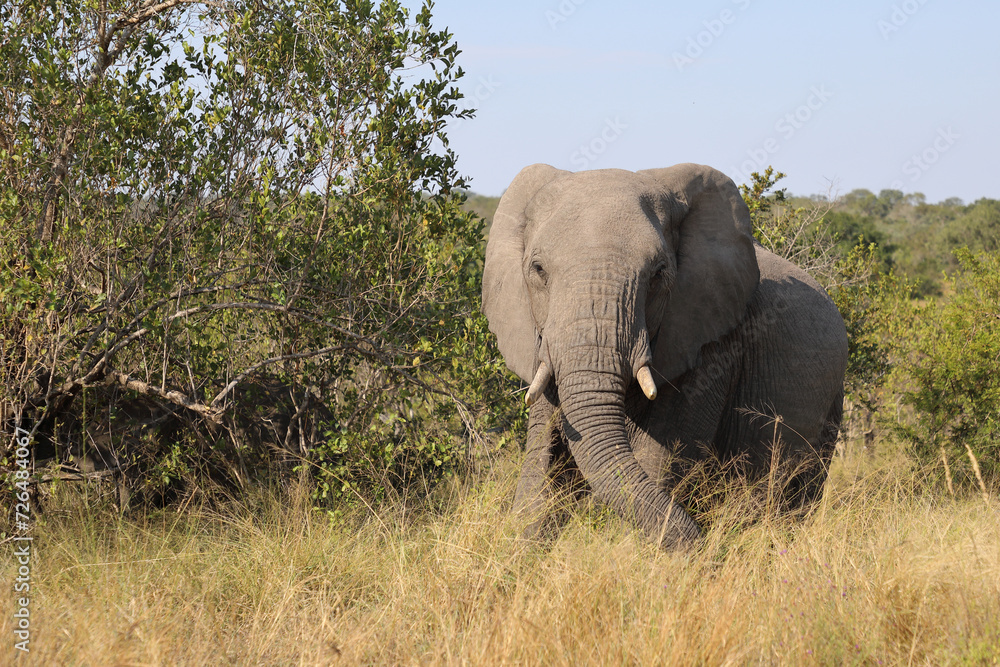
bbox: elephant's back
[754,245,828,296]
[752,245,848,365]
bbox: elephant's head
[482,163,759,546]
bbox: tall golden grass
[3,446,998,665]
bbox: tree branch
[108,370,221,423]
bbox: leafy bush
[896,249,1000,486]
[1,0,520,512]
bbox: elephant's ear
[482,164,567,382]
[639,164,759,382]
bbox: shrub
[896,249,1000,486]
[0,0,519,513]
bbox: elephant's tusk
[525,362,553,406]
[637,366,657,400]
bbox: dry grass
[3,447,999,666]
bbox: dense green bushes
[895,249,1000,485]
[1,0,521,514]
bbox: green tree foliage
[822,211,894,274]
[1,0,519,509]
[739,166,789,226]
[941,198,1000,257]
[834,188,1000,295]
[840,188,906,219]
[896,250,1000,485]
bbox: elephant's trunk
[556,349,701,548]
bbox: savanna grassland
[2,442,998,665]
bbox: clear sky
[408,1,998,203]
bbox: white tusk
[637,365,657,400]
[525,362,553,406]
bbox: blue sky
[408,1,998,203]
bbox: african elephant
[482,163,848,548]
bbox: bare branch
[108,370,221,422]
[116,0,218,29]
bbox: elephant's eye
[530,261,547,282]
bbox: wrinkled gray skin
[482,163,848,549]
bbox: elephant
[482,163,848,548]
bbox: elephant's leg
[784,391,843,508]
[513,390,575,540]
[717,260,848,508]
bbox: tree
[1,0,511,507]
[823,211,894,273]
